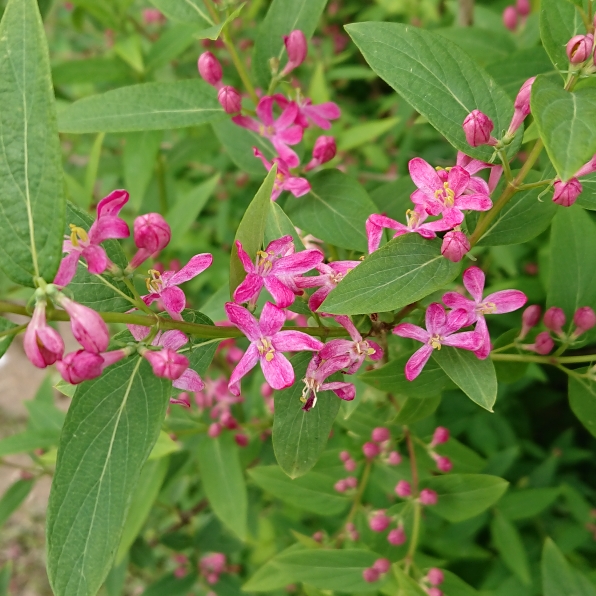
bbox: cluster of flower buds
[199,553,227,585]
[334,475,358,493]
[502,0,530,31]
[368,507,407,546]
[427,426,452,472]
[550,154,596,207]
[198,51,242,115]
[362,427,401,465]
[395,481,438,506]
[421,568,445,596]
[362,558,391,583]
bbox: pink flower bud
[369,511,391,532]
[527,331,555,355]
[362,441,380,459]
[344,458,356,472]
[552,178,582,207]
[427,568,444,586]
[387,451,402,465]
[387,526,406,545]
[134,213,171,253]
[345,476,358,489]
[23,301,64,368]
[431,426,449,446]
[428,588,443,596]
[520,304,541,339]
[208,422,222,438]
[143,348,189,380]
[143,8,164,25]
[503,6,518,30]
[573,307,596,336]
[567,34,594,64]
[516,0,530,16]
[372,558,391,574]
[507,77,535,135]
[395,480,412,498]
[362,568,380,583]
[281,30,307,76]
[220,411,238,429]
[57,295,109,353]
[339,450,351,462]
[436,456,453,473]
[371,427,390,443]
[544,307,566,336]
[420,488,438,505]
[56,350,104,384]
[305,136,337,171]
[462,110,495,147]
[441,230,470,263]
[312,531,323,542]
[234,433,249,447]
[218,86,242,114]
[334,479,347,493]
[198,52,223,87]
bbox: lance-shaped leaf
[46,358,170,596]
[0,0,65,287]
[568,370,596,438]
[148,0,212,27]
[542,538,596,596]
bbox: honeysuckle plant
[1,0,596,595]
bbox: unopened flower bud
[430,426,449,446]
[305,136,337,171]
[387,526,406,545]
[134,213,171,253]
[573,307,596,337]
[544,307,566,336]
[371,427,390,443]
[339,450,351,462]
[362,568,380,583]
[345,476,358,489]
[420,488,438,505]
[362,441,380,459]
[198,52,223,87]
[334,479,347,493]
[428,588,443,596]
[369,511,391,532]
[143,8,164,25]
[281,30,307,76]
[372,558,391,574]
[566,34,594,64]
[462,110,496,147]
[208,422,222,438]
[516,0,530,16]
[435,456,453,473]
[527,331,555,355]
[218,86,242,114]
[234,433,249,447]
[441,230,470,263]
[507,77,535,136]
[427,568,445,586]
[387,451,402,465]
[24,300,65,368]
[220,411,238,429]
[142,348,189,380]
[552,178,582,207]
[503,6,517,31]
[312,531,323,542]
[56,350,104,384]
[57,295,109,353]
[520,304,541,339]
[344,458,356,472]
[395,480,412,498]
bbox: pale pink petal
[447,166,470,196]
[88,215,130,244]
[393,323,429,344]
[275,102,299,130]
[260,302,287,336]
[442,291,474,312]
[330,261,360,274]
[294,274,326,289]
[409,158,442,196]
[235,241,256,274]
[425,303,446,334]
[489,166,503,193]
[463,266,486,303]
[472,316,491,360]
[82,244,109,275]
[168,253,213,286]
[225,302,261,341]
[272,250,323,276]
[161,286,186,317]
[54,250,81,286]
[411,189,443,216]
[173,369,205,392]
[405,345,433,381]
[263,276,295,307]
[303,102,341,129]
[272,330,323,352]
[228,343,260,395]
[159,330,188,351]
[233,274,264,305]
[483,290,527,314]
[466,176,490,195]
[253,147,272,170]
[457,153,487,175]
[261,352,294,390]
[96,189,129,218]
[442,331,482,351]
[283,176,310,197]
[309,286,330,311]
[128,323,150,342]
[321,381,355,401]
[443,308,471,334]
[232,115,261,132]
[455,194,492,212]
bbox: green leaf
[52,57,132,86]
[248,465,349,515]
[0,0,65,286]
[195,3,245,41]
[424,473,509,522]
[491,512,531,585]
[0,429,60,457]
[542,538,596,596]
[358,356,448,398]
[140,573,197,596]
[285,170,377,253]
[433,348,498,412]
[0,479,34,529]
[0,318,18,359]
[322,235,460,315]
[0,564,10,596]
[196,433,247,541]
[147,0,212,26]
[47,357,170,596]
[547,206,596,334]
[252,0,328,89]
[577,173,596,210]
[123,130,163,210]
[145,24,197,71]
[393,566,428,595]
[273,353,341,478]
[147,430,180,461]
[345,22,515,162]
[115,457,169,564]
[395,394,442,425]
[230,166,277,295]
[265,202,305,249]
[568,372,596,438]
[498,487,560,520]
[337,117,400,151]
[540,0,584,73]
[532,76,596,181]
[58,80,224,133]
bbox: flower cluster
[502,0,530,31]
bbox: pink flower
[503,6,517,30]
[233,96,304,167]
[442,266,527,358]
[372,427,390,443]
[395,480,412,498]
[543,307,566,336]
[142,348,189,381]
[462,110,497,147]
[573,307,596,337]
[225,302,324,395]
[304,135,337,171]
[516,0,530,16]
[281,30,307,76]
[427,568,444,586]
[369,510,391,532]
[366,208,460,253]
[524,331,554,355]
[409,158,492,220]
[388,526,406,545]
[387,451,402,465]
[456,152,503,194]
[294,260,360,311]
[129,213,171,269]
[198,52,223,87]
[253,148,310,200]
[55,294,110,353]
[363,442,380,460]
[218,86,242,114]
[300,352,355,410]
[420,488,438,505]
[56,348,127,384]
[567,34,594,64]
[506,77,535,136]
[373,558,391,574]
[553,178,582,206]
[23,300,64,368]
[142,253,213,320]
[427,588,443,596]
[441,230,470,263]
[362,568,380,583]
[234,235,323,308]
[430,426,449,446]
[170,393,191,408]
[393,303,482,380]
[434,456,453,473]
[54,190,130,286]
[142,8,164,24]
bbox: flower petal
[277,124,303,145]
[272,330,324,352]
[442,330,482,351]
[303,102,341,129]
[265,235,294,256]
[173,369,205,392]
[231,115,261,132]
[235,240,256,274]
[256,96,275,126]
[96,189,129,218]
[366,340,384,361]
[483,289,527,314]
[425,303,446,334]
[263,276,296,308]
[442,291,475,312]
[88,215,130,244]
[319,339,353,360]
[261,351,294,390]
[228,343,260,396]
[409,157,442,196]
[462,266,485,303]
[405,345,433,381]
[447,166,470,196]
[275,102,300,130]
[168,253,213,286]
[466,176,490,195]
[455,194,492,212]
[159,330,188,351]
[233,274,264,305]
[272,142,300,168]
[321,381,355,401]
[225,302,261,341]
[161,286,187,318]
[443,308,471,334]
[283,175,310,197]
[82,244,109,275]
[309,286,330,312]
[393,323,429,344]
[260,302,287,336]
[54,250,81,286]
[272,250,323,276]
[472,316,491,360]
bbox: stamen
[479,301,497,315]
[145,269,163,293]
[429,334,442,350]
[69,224,88,247]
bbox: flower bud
[344,458,356,472]
[134,213,171,253]
[566,34,594,64]
[441,230,470,263]
[362,441,380,459]
[544,307,566,336]
[143,8,164,25]
[57,295,109,353]
[503,6,517,31]
[387,526,406,545]
[507,77,536,136]
[387,451,402,465]
[56,350,104,384]
[552,178,582,207]
[208,422,222,438]
[281,30,307,76]
[372,558,391,574]
[428,588,443,596]
[362,568,380,583]
[462,110,495,147]
[220,411,238,429]
[234,433,249,447]
[430,426,449,446]
[345,476,358,489]
[530,331,555,355]
[312,531,324,542]
[436,456,453,473]
[339,450,351,462]
[23,300,65,368]
[218,86,242,114]
[420,488,438,505]
[516,0,530,16]
[305,136,337,171]
[395,480,412,498]
[369,511,391,532]
[143,348,189,380]
[198,52,223,87]
[371,427,390,443]
[520,304,541,339]
[170,393,191,408]
[573,307,596,336]
[427,568,445,586]
[334,479,347,493]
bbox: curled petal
[294,274,325,290]
[425,303,447,335]
[168,253,213,286]
[159,330,188,351]
[446,166,470,196]
[260,302,287,336]
[263,276,296,308]
[265,235,294,256]
[321,381,355,401]
[484,289,527,314]
[173,369,205,392]
[462,266,486,302]
[82,244,109,275]
[235,241,256,274]
[309,286,331,312]
[473,316,491,360]
[277,124,303,145]
[88,215,130,244]
[96,189,129,218]
[261,352,294,390]
[228,343,260,395]
[225,302,261,341]
[393,323,429,343]
[442,331,482,351]
[54,250,81,286]
[272,330,324,352]
[466,176,490,196]
[233,274,264,305]
[405,345,434,381]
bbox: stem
[404,427,421,569]
[223,32,258,104]
[491,353,596,364]
[406,502,422,566]
[336,461,372,547]
[498,149,513,183]
[405,427,418,494]
[457,0,474,26]
[517,180,553,191]
[93,274,138,307]
[121,277,157,317]
[0,323,27,339]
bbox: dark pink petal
[88,215,130,244]
[330,261,360,274]
[261,352,294,390]
[447,166,470,196]
[82,244,109,275]
[260,302,287,336]
[275,102,299,130]
[273,142,300,168]
[265,235,294,256]
[142,293,159,307]
[232,115,261,132]
[309,286,330,311]
[321,381,355,401]
[96,189,129,218]
[457,153,488,175]
[425,210,463,232]
[409,158,442,196]
[283,175,310,197]
[405,345,433,381]
[425,303,446,335]
[415,227,436,239]
[319,339,353,360]
[225,302,261,341]
[272,250,323,276]
[54,250,81,286]
[367,340,384,361]
[334,315,361,342]
[234,274,264,305]
[455,194,492,212]
[272,330,324,352]
[442,291,474,312]
[303,102,341,129]
[442,330,482,351]
[159,330,188,351]
[462,266,485,303]
[263,276,296,307]
[168,253,213,286]
[235,240,256,274]
[228,343,260,395]
[316,353,352,380]
[256,96,275,126]
[393,323,429,344]
[277,124,303,145]
[472,316,491,360]
[443,308,471,334]
[253,147,273,171]
[161,286,186,318]
[484,289,527,314]
[173,369,205,392]
[366,214,406,252]
[294,274,326,289]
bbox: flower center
[354,340,377,356]
[434,182,456,207]
[257,337,275,361]
[406,209,420,229]
[478,301,497,315]
[259,124,276,137]
[69,224,88,247]
[330,272,345,285]
[256,250,275,274]
[428,334,443,350]
[300,377,319,409]
[145,269,164,293]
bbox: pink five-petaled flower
[54,190,130,287]
[23,300,65,368]
[442,266,527,359]
[393,303,482,381]
[225,302,324,396]
[294,260,360,311]
[233,96,303,167]
[234,235,323,308]
[409,158,492,220]
[142,253,213,320]
[366,208,461,254]
[253,148,310,200]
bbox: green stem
[121,277,156,317]
[406,502,422,566]
[491,353,596,364]
[517,179,553,191]
[223,32,258,104]
[498,149,513,183]
[404,427,421,570]
[0,323,27,339]
[93,274,139,307]
[336,461,372,547]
